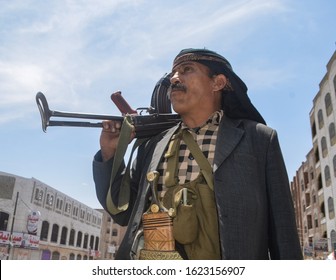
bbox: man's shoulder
[222,116,274,132]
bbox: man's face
[169,61,216,116]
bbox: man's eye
[182,66,192,73]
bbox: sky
[0,0,335,209]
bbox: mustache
[167,83,187,98]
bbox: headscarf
[172,48,266,125]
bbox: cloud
[0,0,290,124]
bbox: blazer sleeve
[92,150,135,226]
[266,129,303,259]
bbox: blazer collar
[213,117,245,172]
[147,117,245,173]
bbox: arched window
[90,235,94,250]
[51,224,59,243]
[69,253,75,260]
[329,123,336,146]
[83,233,89,249]
[324,165,331,186]
[333,155,336,177]
[318,109,324,129]
[328,197,335,219]
[40,221,49,241]
[76,231,83,247]
[69,229,75,246]
[317,173,323,190]
[330,230,336,248]
[60,226,68,245]
[95,236,100,251]
[325,93,333,116]
[321,137,328,158]
[51,251,60,260]
[333,75,336,96]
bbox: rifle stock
[36,91,181,138]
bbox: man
[93,48,303,260]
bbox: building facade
[290,149,326,258]
[98,209,127,260]
[291,51,336,259]
[0,171,125,260]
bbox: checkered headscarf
[173,48,266,125]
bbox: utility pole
[6,191,19,260]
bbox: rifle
[36,74,181,138]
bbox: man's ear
[212,74,227,92]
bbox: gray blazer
[93,116,303,260]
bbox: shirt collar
[181,110,223,132]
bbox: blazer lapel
[213,117,245,172]
[148,125,180,172]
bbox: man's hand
[100,120,122,161]
[100,120,135,162]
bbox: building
[98,209,127,260]
[0,171,125,260]
[291,50,336,259]
[290,149,325,258]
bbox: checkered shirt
[157,110,223,193]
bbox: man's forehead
[172,61,204,71]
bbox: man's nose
[170,72,180,84]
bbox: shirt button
[188,153,194,160]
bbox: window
[333,75,336,96]
[95,236,100,250]
[65,202,71,214]
[328,197,335,219]
[34,188,43,201]
[0,212,9,231]
[324,165,331,186]
[76,231,83,247]
[51,224,59,243]
[56,198,63,211]
[51,251,60,260]
[69,229,75,246]
[331,230,336,248]
[60,226,68,245]
[314,213,318,227]
[312,191,316,204]
[80,209,85,220]
[315,147,320,163]
[318,109,324,129]
[83,233,89,249]
[311,121,317,138]
[90,235,94,250]
[46,193,54,206]
[40,221,49,241]
[307,215,313,229]
[333,155,336,177]
[305,193,311,207]
[321,137,328,158]
[329,123,336,146]
[325,93,333,116]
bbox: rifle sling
[106,115,146,215]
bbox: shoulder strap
[164,129,182,187]
[181,129,214,191]
[106,115,146,215]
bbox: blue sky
[0,0,335,209]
